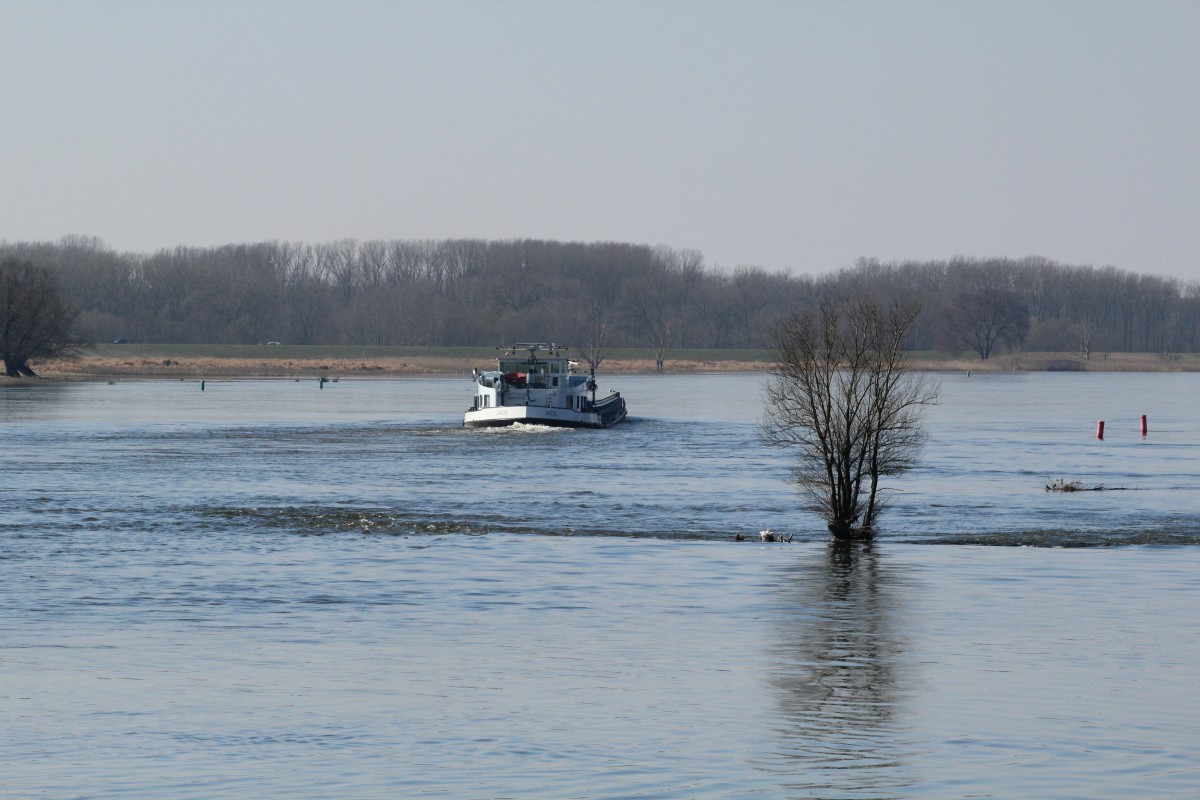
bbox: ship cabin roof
[497,344,579,378]
[497,355,572,376]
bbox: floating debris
[1045,478,1128,492]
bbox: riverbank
[39,356,782,379]
[13,346,1200,380]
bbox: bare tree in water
[763,297,937,540]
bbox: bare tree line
[2,236,1198,358]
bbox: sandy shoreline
[26,354,772,380]
[8,350,1198,382]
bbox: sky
[2,0,1198,279]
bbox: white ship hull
[464,393,626,429]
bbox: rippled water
[4,373,1200,797]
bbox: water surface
[3,372,1199,798]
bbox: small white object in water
[760,529,776,542]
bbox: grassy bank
[23,345,1200,380]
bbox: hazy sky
[2,0,1197,278]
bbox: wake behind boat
[464,343,627,429]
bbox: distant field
[90,343,500,360]
[87,344,776,363]
[31,345,1200,379]
[43,344,776,379]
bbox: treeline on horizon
[2,235,1198,360]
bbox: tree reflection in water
[758,543,917,798]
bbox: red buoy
[1141,414,1148,436]
[1096,420,1105,440]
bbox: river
[3,372,1199,797]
